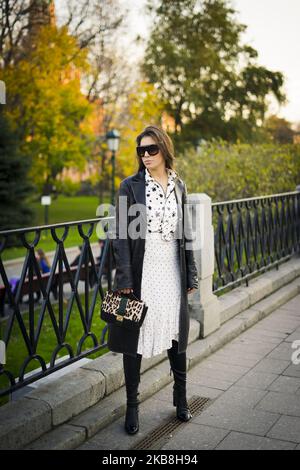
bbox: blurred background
[0,0,300,234]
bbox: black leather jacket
[111,168,199,296]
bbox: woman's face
[140,135,165,172]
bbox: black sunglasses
[136,144,160,158]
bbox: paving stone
[161,423,230,450]
[282,365,300,378]
[271,309,300,320]
[210,385,268,409]
[189,362,248,384]
[269,317,300,329]
[279,297,300,313]
[285,329,300,343]
[267,415,300,443]
[245,327,288,340]
[188,374,233,391]
[262,307,300,329]
[215,431,296,450]
[77,397,175,450]
[193,403,279,436]
[231,334,283,345]
[256,391,300,416]
[209,351,263,368]
[234,371,278,390]
[279,311,300,320]
[154,381,222,403]
[266,342,296,361]
[251,357,290,375]
[220,342,275,356]
[257,317,300,334]
[195,358,251,375]
[268,375,300,394]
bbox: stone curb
[23,276,300,450]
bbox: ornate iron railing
[212,191,300,293]
[0,217,115,398]
[1,190,300,398]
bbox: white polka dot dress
[137,168,181,358]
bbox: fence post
[187,193,220,338]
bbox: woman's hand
[118,288,133,294]
[187,287,197,295]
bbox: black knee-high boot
[167,340,192,422]
[123,353,142,435]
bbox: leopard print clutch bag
[100,290,148,330]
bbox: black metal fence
[0,217,115,398]
[1,190,300,398]
[212,191,300,293]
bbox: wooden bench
[0,263,102,317]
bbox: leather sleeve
[183,183,199,290]
[112,180,134,291]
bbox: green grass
[31,195,103,225]
[0,289,109,405]
[2,195,111,261]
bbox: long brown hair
[136,125,176,172]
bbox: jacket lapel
[131,169,146,205]
[131,169,147,226]
[130,167,184,228]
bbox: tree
[1,24,95,192]
[115,80,166,183]
[176,140,300,201]
[143,0,286,145]
[264,115,295,144]
[0,0,131,195]
[0,109,33,230]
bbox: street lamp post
[106,129,120,206]
[41,195,51,234]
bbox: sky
[126,0,300,125]
[56,0,300,125]
[232,0,300,125]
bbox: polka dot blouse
[145,167,179,241]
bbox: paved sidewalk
[77,294,300,451]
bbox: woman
[36,249,51,274]
[108,125,199,435]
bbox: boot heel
[125,404,139,435]
[173,388,177,407]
